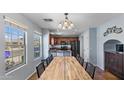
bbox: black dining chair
[76,54,80,60]
[83,62,87,70]
[36,62,45,78]
[49,54,53,62]
[85,62,96,79]
[46,57,50,66]
[79,57,84,66]
[41,59,48,69]
[51,54,53,59]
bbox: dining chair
[76,54,80,61]
[49,54,53,62]
[85,62,96,79]
[76,53,79,57]
[46,57,50,66]
[36,62,45,78]
[51,54,53,60]
[41,59,48,68]
[83,62,87,70]
[79,57,84,66]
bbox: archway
[104,39,124,79]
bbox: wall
[97,14,124,70]
[0,13,42,79]
[89,28,97,65]
[82,28,97,65]
[83,30,90,62]
[79,34,84,57]
[42,30,50,59]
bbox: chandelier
[58,13,74,31]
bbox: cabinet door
[116,54,123,74]
[108,53,114,72]
[104,52,109,70]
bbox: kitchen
[49,34,80,57]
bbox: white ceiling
[23,13,122,36]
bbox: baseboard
[26,70,36,80]
[96,64,104,71]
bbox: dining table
[39,56,92,80]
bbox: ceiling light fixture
[58,13,74,31]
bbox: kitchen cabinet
[105,52,124,79]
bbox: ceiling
[23,13,122,36]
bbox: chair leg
[85,62,88,70]
[92,67,96,79]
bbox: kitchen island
[49,45,72,57]
[49,50,72,57]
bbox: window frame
[4,24,27,73]
[33,32,42,60]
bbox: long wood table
[39,56,92,80]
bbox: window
[34,33,41,59]
[4,26,26,72]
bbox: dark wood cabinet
[49,34,79,45]
[105,52,124,79]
